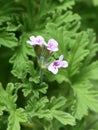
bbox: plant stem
[40,68,43,83]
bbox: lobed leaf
[7,108,27,130]
[9,33,35,79]
[0,32,18,48]
[72,82,98,119]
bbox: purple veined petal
[27,36,36,45]
[48,62,58,74]
[27,35,46,47]
[35,35,46,46]
[30,36,36,41]
[60,61,68,68]
[47,38,58,52]
[36,35,44,43]
[48,55,68,74]
[59,55,64,61]
[53,61,61,68]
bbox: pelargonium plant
[0,0,98,130]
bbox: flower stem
[40,68,43,83]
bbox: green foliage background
[0,0,98,130]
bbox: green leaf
[37,82,48,95]
[22,82,33,97]
[0,32,18,48]
[7,108,27,130]
[73,61,98,83]
[50,96,66,110]
[26,96,50,119]
[0,83,16,112]
[0,16,10,25]
[68,32,89,77]
[84,29,98,64]
[92,0,98,6]
[51,110,75,126]
[0,106,6,116]
[32,82,48,97]
[26,61,40,84]
[72,82,98,120]
[9,33,35,78]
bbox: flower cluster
[27,35,58,53]
[27,35,68,74]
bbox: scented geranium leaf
[38,82,48,94]
[10,33,35,79]
[6,22,21,32]
[38,0,75,19]
[0,83,16,112]
[47,70,69,84]
[53,11,80,27]
[7,108,27,130]
[26,96,50,118]
[0,16,10,25]
[72,82,98,120]
[73,61,98,83]
[0,32,18,48]
[51,110,75,126]
[22,82,48,98]
[49,96,75,126]
[26,61,40,84]
[50,96,66,110]
[84,29,98,64]
[68,32,89,77]
[0,106,6,116]
[56,0,75,10]
[45,11,80,38]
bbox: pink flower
[46,39,58,53]
[48,55,68,74]
[27,35,46,47]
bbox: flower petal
[60,61,68,68]
[48,62,58,74]
[27,40,34,45]
[47,38,58,52]
[30,36,36,41]
[59,55,64,61]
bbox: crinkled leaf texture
[7,108,27,130]
[0,83,16,112]
[51,110,75,126]
[0,32,18,48]
[72,82,98,120]
[26,96,75,126]
[71,61,98,120]
[9,33,35,79]
[0,83,27,130]
[44,16,98,121]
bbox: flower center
[53,61,60,67]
